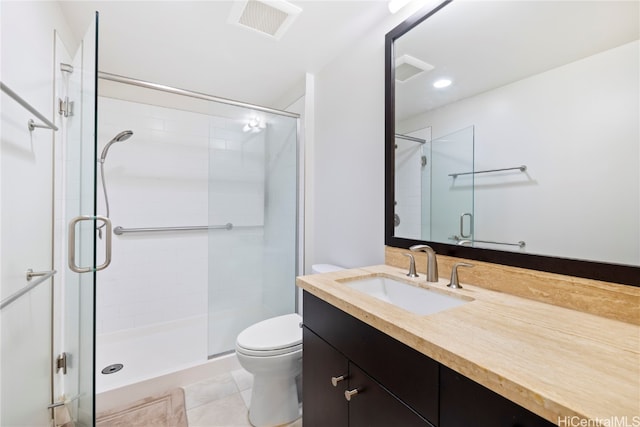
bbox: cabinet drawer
[349,363,434,427]
[303,291,439,425]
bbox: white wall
[312,5,424,269]
[0,1,76,425]
[400,41,639,265]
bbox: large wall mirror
[385,0,639,286]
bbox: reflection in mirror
[395,126,474,245]
[389,0,639,272]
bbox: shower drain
[101,363,124,375]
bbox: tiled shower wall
[96,96,266,336]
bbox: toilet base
[248,374,300,427]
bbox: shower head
[99,130,133,163]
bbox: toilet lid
[236,313,302,353]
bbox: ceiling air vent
[395,54,434,82]
[229,0,302,40]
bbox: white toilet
[235,264,344,427]
[236,313,303,426]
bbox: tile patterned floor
[183,368,302,427]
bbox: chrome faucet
[409,244,439,282]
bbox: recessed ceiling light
[433,79,452,88]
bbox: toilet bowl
[235,265,344,426]
[236,313,303,427]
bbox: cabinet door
[349,363,433,427]
[303,327,349,427]
[304,291,440,424]
[440,366,555,427]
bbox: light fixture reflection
[433,79,452,89]
[243,118,266,133]
[388,0,412,13]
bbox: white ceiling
[59,0,390,109]
[58,1,639,120]
[394,0,640,122]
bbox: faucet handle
[447,262,474,289]
[403,253,419,278]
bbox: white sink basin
[344,276,469,315]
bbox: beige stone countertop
[296,264,640,425]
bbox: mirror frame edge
[384,1,639,287]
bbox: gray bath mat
[96,387,188,427]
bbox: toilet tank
[311,264,344,274]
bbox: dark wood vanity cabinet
[348,361,433,427]
[303,327,431,427]
[302,291,555,427]
[440,365,556,427]
[303,291,439,427]
[302,327,349,427]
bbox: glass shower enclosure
[94,74,299,391]
[1,12,100,427]
[207,111,298,356]
[394,125,474,244]
[427,126,475,244]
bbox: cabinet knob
[344,389,359,401]
[331,375,347,387]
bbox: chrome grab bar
[68,216,112,273]
[114,223,233,235]
[449,165,526,178]
[395,133,426,144]
[48,393,81,409]
[0,270,57,310]
[452,235,526,248]
[26,268,52,281]
[1,81,59,131]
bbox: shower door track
[98,71,300,119]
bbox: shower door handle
[460,213,473,239]
[68,215,112,273]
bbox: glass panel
[208,109,298,356]
[429,126,474,244]
[63,13,98,426]
[420,140,432,241]
[92,79,299,386]
[394,128,431,240]
[0,14,55,426]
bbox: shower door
[0,10,100,427]
[60,12,100,426]
[428,126,474,244]
[207,110,298,356]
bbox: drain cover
[101,363,123,375]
